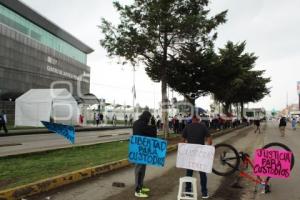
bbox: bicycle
[212,142,295,193]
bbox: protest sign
[41,121,75,144]
[128,135,167,167]
[253,148,292,179]
[176,143,215,173]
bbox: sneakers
[135,187,150,198]
[141,187,150,192]
[135,191,148,198]
[202,194,210,199]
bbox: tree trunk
[184,95,196,115]
[162,32,169,139]
[161,80,169,138]
[184,95,196,106]
[240,102,244,118]
[236,103,239,119]
[223,103,230,115]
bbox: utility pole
[153,83,156,116]
[132,66,136,120]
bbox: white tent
[15,89,79,127]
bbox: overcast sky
[21,0,300,111]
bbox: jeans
[135,164,146,192]
[185,169,208,196]
[0,123,8,133]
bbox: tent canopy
[15,89,79,127]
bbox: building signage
[46,65,89,83]
[46,56,89,83]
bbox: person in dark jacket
[182,115,212,199]
[279,116,287,137]
[254,119,261,134]
[133,111,157,198]
[0,110,8,134]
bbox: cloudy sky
[21,0,300,111]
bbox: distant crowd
[156,113,243,133]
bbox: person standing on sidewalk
[133,111,157,198]
[182,115,212,199]
[96,113,100,126]
[0,110,8,134]
[279,116,287,137]
[112,114,117,127]
[254,119,261,133]
[291,118,297,130]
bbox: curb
[0,159,131,200]
[0,125,250,200]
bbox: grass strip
[0,140,129,190]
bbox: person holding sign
[132,111,157,198]
[182,115,212,199]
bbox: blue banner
[41,121,75,144]
[128,135,167,167]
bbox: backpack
[0,114,4,123]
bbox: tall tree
[213,41,270,115]
[212,41,249,113]
[166,43,218,105]
[233,70,271,117]
[100,0,227,137]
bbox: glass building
[0,0,93,100]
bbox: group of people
[278,116,299,136]
[166,113,242,134]
[133,111,211,199]
[94,113,134,127]
[253,116,298,137]
[168,114,189,134]
[0,110,8,134]
[124,114,134,126]
[95,113,104,126]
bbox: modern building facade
[0,0,93,101]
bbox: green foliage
[0,141,129,190]
[100,0,227,134]
[166,43,218,102]
[100,0,227,83]
[212,41,271,112]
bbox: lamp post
[132,66,136,120]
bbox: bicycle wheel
[262,142,295,170]
[212,143,240,176]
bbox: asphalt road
[0,128,132,157]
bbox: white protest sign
[176,143,215,173]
